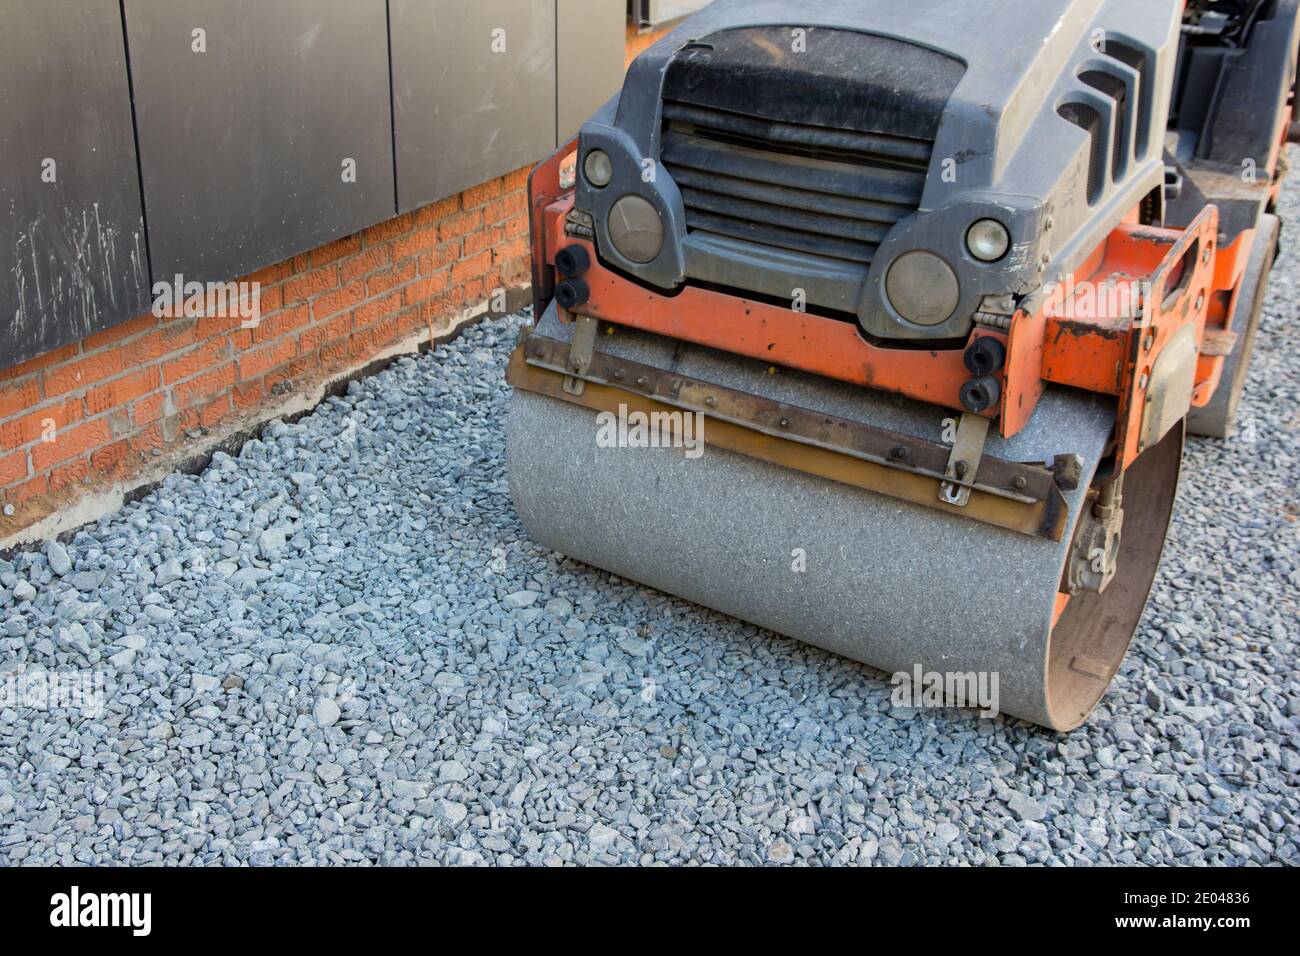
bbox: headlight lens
[966,219,1010,262]
[885,251,960,326]
[608,195,663,263]
[583,150,613,188]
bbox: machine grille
[660,101,932,266]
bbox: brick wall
[0,167,532,545]
[0,19,683,547]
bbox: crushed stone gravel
[0,188,1297,869]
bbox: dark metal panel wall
[123,0,396,285]
[557,0,629,142]
[0,0,151,368]
[391,0,558,212]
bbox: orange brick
[393,226,438,262]
[0,399,82,452]
[300,312,354,354]
[339,245,392,283]
[0,450,28,486]
[86,367,161,415]
[0,343,79,383]
[364,214,416,246]
[125,321,198,364]
[283,266,339,305]
[232,380,266,413]
[321,338,350,366]
[239,338,297,380]
[418,241,460,275]
[461,276,487,306]
[311,234,362,268]
[267,355,316,389]
[460,178,504,209]
[32,418,112,470]
[6,474,47,504]
[162,338,230,385]
[443,282,471,306]
[359,314,402,352]
[49,458,91,493]
[174,362,236,409]
[396,306,426,338]
[466,225,506,256]
[414,196,460,227]
[130,425,164,455]
[345,331,373,360]
[243,259,294,287]
[134,392,167,426]
[403,273,449,306]
[259,283,284,315]
[0,377,41,420]
[84,313,157,352]
[314,281,366,321]
[452,250,493,283]
[164,408,200,441]
[484,192,527,224]
[497,256,530,289]
[504,213,530,239]
[354,291,403,330]
[366,260,417,297]
[252,304,311,344]
[504,168,530,191]
[198,394,231,429]
[495,237,530,263]
[437,209,483,242]
[90,440,129,476]
[44,351,125,397]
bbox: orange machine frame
[528,142,1260,474]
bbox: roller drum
[506,311,1182,730]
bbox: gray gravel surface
[1,197,1297,868]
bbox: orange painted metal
[527,139,578,312]
[544,197,991,415]
[1035,208,1219,469]
[1110,208,1218,468]
[539,187,1232,472]
[1052,592,1071,629]
[1191,227,1255,406]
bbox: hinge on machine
[939,414,990,507]
[973,294,1016,331]
[1066,474,1125,595]
[563,315,598,395]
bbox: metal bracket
[508,329,1076,541]
[939,414,990,507]
[1066,474,1125,594]
[562,315,598,395]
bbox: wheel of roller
[1187,214,1279,439]
[1045,423,1183,730]
[507,306,1186,731]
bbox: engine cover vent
[660,27,963,279]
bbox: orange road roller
[506,0,1296,729]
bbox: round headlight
[608,195,663,263]
[885,251,960,326]
[966,219,1010,262]
[583,150,613,188]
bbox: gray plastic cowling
[571,0,1183,343]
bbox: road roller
[505,0,1297,730]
